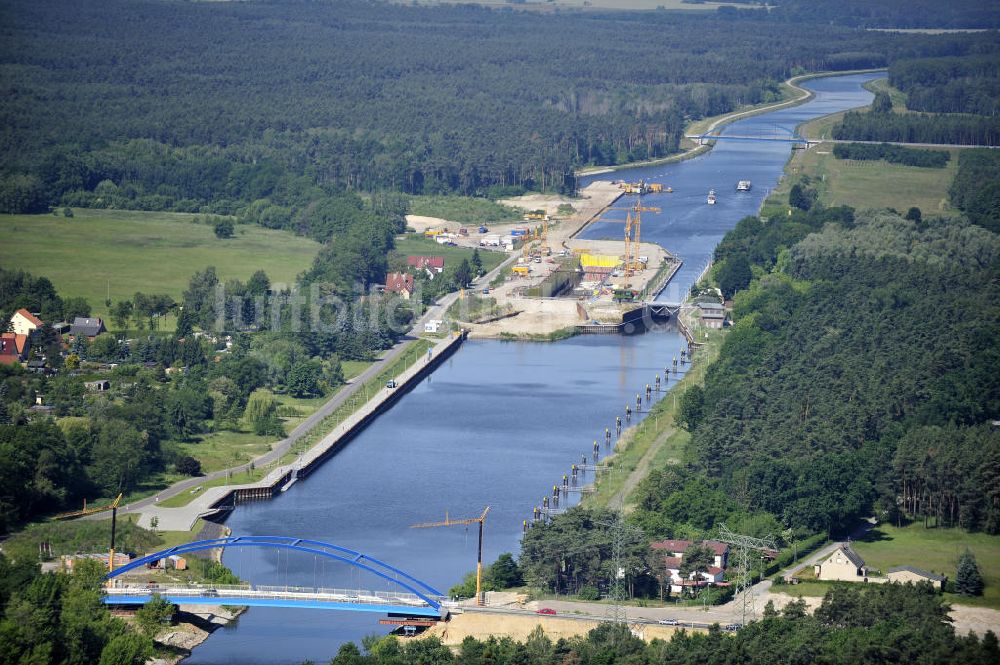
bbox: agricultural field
[0,208,320,322]
[762,144,961,218]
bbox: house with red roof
[406,256,445,275]
[0,333,30,366]
[385,272,415,300]
[10,309,44,337]
[651,538,731,594]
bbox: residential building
[887,566,946,590]
[815,544,868,581]
[406,256,445,273]
[70,317,106,339]
[10,308,43,336]
[697,301,726,329]
[385,273,415,300]
[0,333,29,365]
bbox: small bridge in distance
[686,133,814,146]
[103,536,449,619]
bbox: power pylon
[715,523,777,625]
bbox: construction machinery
[411,507,490,605]
[107,493,124,577]
[603,188,660,288]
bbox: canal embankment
[136,332,468,532]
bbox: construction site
[424,180,683,338]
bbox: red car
[536,608,557,615]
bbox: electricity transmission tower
[599,462,643,626]
[715,523,777,625]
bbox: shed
[887,566,946,590]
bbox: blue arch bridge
[103,536,449,619]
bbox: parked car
[386,380,397,389]
[724,623,742,632]
[536,607,557,615]
[657,618,679,625]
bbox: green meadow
[0,208,320,322]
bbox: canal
[185,72,881,664]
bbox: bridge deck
[104,585,445,617]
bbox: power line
[714,523,777,625]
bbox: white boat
[707,190,717,205]
[737,180,751,191]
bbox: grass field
[393,235,507,274]
[407,195,523,224]
[0,208,320,323]
[774,524,1000,609]
[760,142,961,219]
[852,524,1000,609]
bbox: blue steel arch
[106,536,444,610]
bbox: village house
[651,538,731,594]
[0,332,30,365]
[697,301,726,329]
[406,255,445,274]
[10,308,44,336]
[385,272,415,300]
[815,543,868,581]
[70,317,106,339]
[887,565,946,590]
[84,379,111,392]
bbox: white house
[815,544,868,581]
[10,309,43,336]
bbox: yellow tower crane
[411,506,490,605]
[605,189,660,288]
[107,493,124,577]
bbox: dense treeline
[693,210,1000,534]
[833,109,1000,145]
[889,56,1000,116]
[0,555,156,665]
[323,585,996,665]
[949,149,1000,233]
[0,0,996,216]
[832,142,950,167]
[721,0,1000,29]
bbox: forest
[889,56,1000,116]
[832,142,950,168]
[521,198,1000,597]
[949,149,1000,234]
[832,106,1000,145]
[0,0,996,220]
[834,54,1000,146]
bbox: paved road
[93,253,518,523]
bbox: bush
[577,585,601,601]
[175,456,202,476]
[62,207,74,218]
[214,218,235,239]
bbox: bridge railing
[107,584,443,607]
